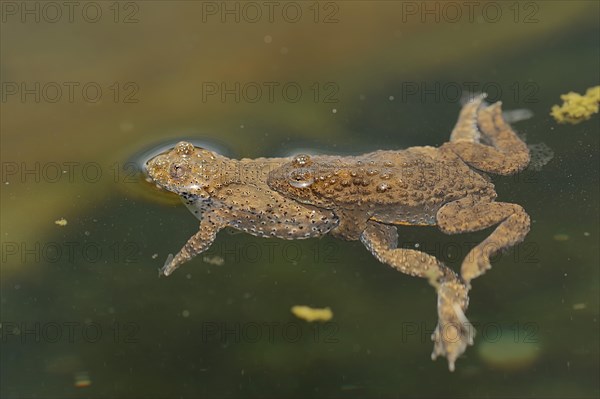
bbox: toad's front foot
[158,254,175,277]
[431,281,474,371]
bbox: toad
[145,94,530,371]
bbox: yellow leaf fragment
[291,305,333,322]
[54,218,68,227]
[551,85,600,124]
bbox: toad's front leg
[160,214,226,277]
[360,221,473,371]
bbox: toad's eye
[170,163,186,178]
[288,168,314,188]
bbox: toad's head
[145,141,226,200]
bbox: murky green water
[1,1,598,398]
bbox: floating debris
[551,86,600,124]
[553,233,570,241]
[73,371,91,388]
[572,303,587,310]
[291,305,333,322]
[478,336,540,371]
[54,218,68,227]
[203,255,225,266]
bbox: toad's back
[269,146,496,225]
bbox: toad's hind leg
[436,197,530,284]
[448,95,530,175]
[360,221,473,371]
[449,93,487,143]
